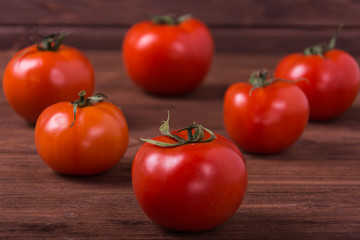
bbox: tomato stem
[150,14,192,25]
[304,24,343,56]
[140,111,216,147]
[70,91,111,128]
[249,70,308,96]
[248,70,271,96]
[36,31,68,51]
[77,90,87,107]
[328,24,343,50]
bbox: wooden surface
[1,0,360,53]
[0,50,360,239]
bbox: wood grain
[1,26,360,54]
[1,0,360,52]
[2,0,360,27]
[1,51,360,239]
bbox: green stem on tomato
[150,13,192,25]
[70,91,110,128]
[140,111,216,147]
[248,70,308,96]
[327,24,343,50]
[36,31,68,51]
[304,24,343,56]
[248,70,272,96]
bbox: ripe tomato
[3,32,95,123]
[274,27,360,120]
[132,113,247,232]
[122,14,214,95]
[35,91,129,176]
[223,70,309,154]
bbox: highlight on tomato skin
[131,113,247,232]
[34,91,129,176]
[223,70,309,154]
[2,32,95,123]
[122,14,214,96]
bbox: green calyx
[151,13,192,25]
[248,70,308,96]
[304,24,343,56]
[248,70,274,95]
[140,112,216,147]
[36,31,68,51]
[70,91,110,128]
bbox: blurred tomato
[3,32,95,123]
[35,91,129,175]
[224,70,309,154]
[123,14,213,95]
[274,27,360,120]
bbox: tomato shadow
[308,104,360,130]
[242,134,360,163]
[25,121,36,128]
[52,157,133,188]
[242,143,324,163]
[158,210,311,239]
[227,210,316,239]
[138,84,228,101]
[186,84,228,101]
[239,144,302,161]
[157,225,217,239]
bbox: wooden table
[1,50,359,239]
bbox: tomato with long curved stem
[35,91,129,176]
[122,14,214,95]
[274,26,360,120]
[224,70,309,154]
[3,32,95,123]
[132,113,247,232]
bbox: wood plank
[2,0,360,52]
[1,0,360,27]
[1,26,360,53]
[1,51,360,239]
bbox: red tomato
[3,32,95,123]
[274,28,360,120]
[132,114,247,232]
[122,14,214,95]
[35,91,129,176]
[223,71,309,154]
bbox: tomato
[132,113,247,232]
[35,91,129,176]
[3,32,95,123]
[223,70,309,154]
[122,14,214,95]
[274,27,360,120]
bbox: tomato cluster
[224,26,359,154]
[2,15,359,233]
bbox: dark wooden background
[1,0,360,53]
[1,1,360,240]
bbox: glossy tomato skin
[224,81,309,154]
[132,131,247,232]
[3,44,95,123]
[274,49,360,120]
[123,18,213,95]
[35,101,129,175]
